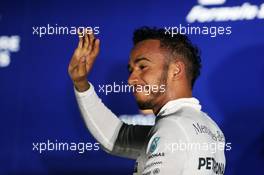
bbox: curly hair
[133,26,201,88]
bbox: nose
[128,71,138,86]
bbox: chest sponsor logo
[148,152,165,159]
[193,123,225,142]
[144,161,163,170]
[198,157,225,175]
[153,168,160,174]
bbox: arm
[74,83,122,151]
[68,30,151,159]
[75,83,152,159]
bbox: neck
[152,88,192,115]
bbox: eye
[139,64,147,70]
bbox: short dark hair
[133,26,201,88]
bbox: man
[68,27,226,174]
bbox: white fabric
[74,84,123,151]
[75,83,226,175]
[119,114,155,126]
[135,100,226,175]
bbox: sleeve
[141,120,190,175]
[74,83,152,159]
[111,123,152,159]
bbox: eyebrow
[134,57,151,64]
[127,57,151,71]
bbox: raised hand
[68,30,100,92]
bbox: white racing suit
[75,83,226,175]
[119,114,155,126]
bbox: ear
[169,60,185,81]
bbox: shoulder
[153,114,199,141]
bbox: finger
[77,56,87,76]
[89,30,95,44]
[83,31,89,49]
[91,39,100,58]
[78,30,84,48]
[87,30,94,53]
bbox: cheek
[141,70,164,85]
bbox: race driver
[68,27,226,175]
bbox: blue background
[0,0,263,174]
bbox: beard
[136,63,168,110]
[137,100,154,110]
